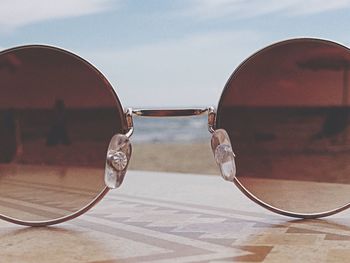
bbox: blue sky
[1,0,350,107]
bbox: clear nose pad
[104,134,132,189]
[211,129,236,182]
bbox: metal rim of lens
[0,45,128,226]
[216,37,350,219]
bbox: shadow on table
[2,216,350,262]
[0,226,114,262]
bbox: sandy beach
[129,142,218,175]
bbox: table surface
[2,170,350,263]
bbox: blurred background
[1,0,350,174]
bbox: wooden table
[1,170,350,262]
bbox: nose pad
[104,134,132,189]
[211,129,236,182]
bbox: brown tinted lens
[217,39,350,215]
[0,46,124,223]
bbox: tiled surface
[2,171,350,262]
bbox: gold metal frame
[1,38,349,226]
[0,188,110,227]
[233,178,350,219]
[215,37,350,220]
[0,44,127,227]
[125,107,216,135]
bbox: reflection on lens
[0,46,124,223]
[217,39,350,215]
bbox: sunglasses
[1,38,350,226]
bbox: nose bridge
[132,108,210,117]
[105,107,216,189]
[128,107,216,135]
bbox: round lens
[0,46,125,224]
[217,39,350,216]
